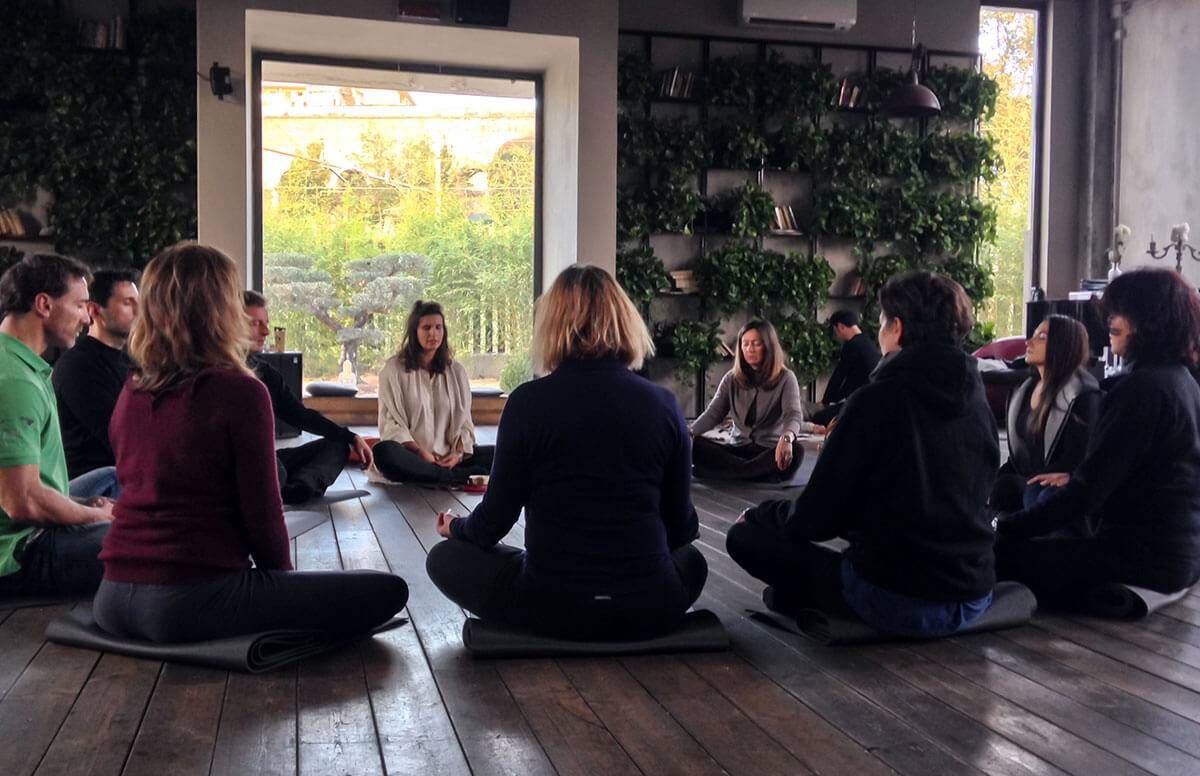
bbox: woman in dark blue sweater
[426,265,707,640]
[996,269,1200,608]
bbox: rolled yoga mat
[462,609,729,658]
[1086,583,1193,619]
[45,608,407,673]
[793,581,1038,646]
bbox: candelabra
[1147,224,1200,273]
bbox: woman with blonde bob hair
[689,319,813,481]
[427,264,707,641]
[94,243,408,644]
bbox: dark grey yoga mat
[1086,583,1193,619]
[45,608,407,673]
[462,609,729,658]
[793,581,1038,645]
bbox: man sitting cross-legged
[727,271,999,640]
[52,269,139,489]
[243,291,373,504]
[0,254,115,597]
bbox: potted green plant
[924,66,1000,122]
[708,181,775,237]
[775,316,839,385]
[759,52,834,120]
[618,51,656,105]
[652,179,703,234]
[671,318,722,385]
[616,245,671,313]
[814,182,880,245]
[921,131,1003,183]
[702,57,757,109]
[708,116,769,170]
[617,186,652,242]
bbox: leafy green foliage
[775,317,839,384]
[616,245,670,310]
[708,116,769,170]
[769,123,826,172]
[703,57,758,108]
[696,242,833,317]
[925,66,1000,122]
[618,51,656,104]
[0,3,197,266]
[759,53,834,119]
[965,320,997,353]
[814,183,880,244]
[500,349,533,392]
[922,132,1003,183]
[671,319,722,384]
[617,186,653,242]
[708,181,775,237]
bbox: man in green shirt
[0,254,114,596]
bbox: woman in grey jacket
[991,315,1101,512]
[690,319,815,481]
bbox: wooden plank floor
[4,460,1200,774]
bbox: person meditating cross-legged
[995,269,1200,609]
[991,314,1100,513]
[426,265,708,641]
[726,271,999,639]
[373,300,494,486]
[93,243,408,643]
[690,319,815,482]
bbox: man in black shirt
[244,291,373,504]
[52,269,139,481]
[807,310,882,426]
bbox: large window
[256,59,538,392]
[979,6,1041,337]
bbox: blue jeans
[68,466,121,500]
[0,522,110,596]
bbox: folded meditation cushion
[306,381,358,397]
[462,609,729,658]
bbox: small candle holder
[1147,223,1200,274]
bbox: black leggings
[425,539,708,640]
[692,436,802,482]
[93,569,409,643]
[373,442,495,485]
[996,536,1200,610]
[276,437,349,504]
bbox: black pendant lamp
[884,3,941,118]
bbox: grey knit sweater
[690,368,807,447]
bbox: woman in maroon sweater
[93,243,407,643]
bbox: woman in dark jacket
[727,271,999,639]
[426,265,707,641]
[996,268,1200,609]
[992,314,1101,512]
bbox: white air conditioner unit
[739,0,857,31]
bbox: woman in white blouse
[373,301,494,485]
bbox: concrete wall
[1117,0,1200,286]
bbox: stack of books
[833,76,863,109]
[658,68,696,99]
[78,16,127,50]
[772,205,799,232]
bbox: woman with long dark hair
[426,265,707,640]
[93,243,408,643]
[373,300,494,485]
[992,315,1100,512]
[996,268,1200,609]
[689,319,814,481]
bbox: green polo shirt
[0,332,68,576]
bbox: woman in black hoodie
[996,269,1200,607]
[727,271,999,638]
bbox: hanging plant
[618,51,656,105]
[703,57,757,108]
[940,195,998,256]
[654,116,709,179]
[924,66,1000,122]
[775,317,839,384]
[616,245,671,311]
[672,319,722,385]
[697,243,833,317]
[708,181,775,237]
[708,116,769,170]
[921,131,1003,183]
[940,256,995,310]
[825,123,920,181]
[860,68,910,113]
[769,123,827,172]
[652,179,703,234]
[759,52,834,120]
[617,186,652,242]
[814,183,880,245]
[618,113,658,168]
[858,253,924,297]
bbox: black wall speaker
[256,352,304,438]
[455,0,509,26]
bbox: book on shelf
[772,205,798,232]
[657,67,696,99]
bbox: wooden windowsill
[303,393,507,426]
